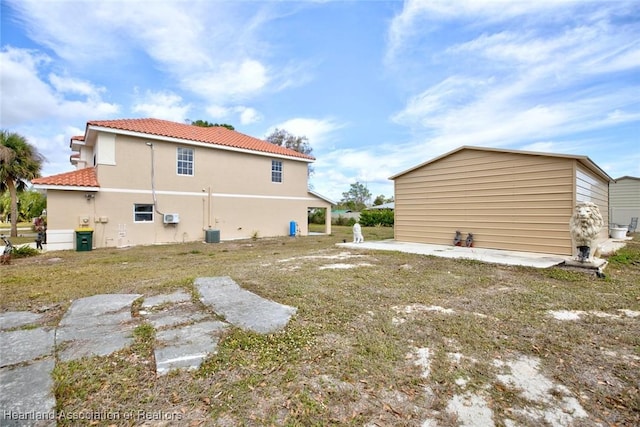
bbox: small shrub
[12,245,39,258]
[359,209,394,227]
[333,215,351,226]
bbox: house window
[271,160,283,183]
[177,147,194,176]
[134,204,154,222]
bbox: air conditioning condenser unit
[163,213,180,224]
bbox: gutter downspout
[146,142,164,216]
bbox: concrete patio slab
[338,240,567,268]
[196,276,297,334]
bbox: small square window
[271,160,282,183]
[134,204,154,222]
[177,147,194,176]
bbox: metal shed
[390,146,612,255]
[609,176,640,230]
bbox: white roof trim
[308,190,336,205]
[32,184,99,191]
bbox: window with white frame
[134,204,154,222]
[271,160,283,183]
[177,147,194,176]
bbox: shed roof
[614,176,640,182]
[86,118,314,161]
[389,146,613,182]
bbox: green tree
[373,195,394,206]
[189,119,235,130]
[265,128,314,175]
[0,189,46,223]
[340,182,371,211]
[0,131,44,237]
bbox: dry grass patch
[2,228,639,425]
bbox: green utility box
[205,229,220,243]
[75,229,93,251]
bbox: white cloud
[5,0,306,107]
[387,0,640,160]
[131,90,191,121]
[237,107,262,125]
[183,59,270,102]
[0,47,119,128]
[266,118,345,149]
[203,105,262,126]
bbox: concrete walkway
[197,276,297,334]
[0,312,56,427]
[0,277,296,426]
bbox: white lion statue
[569,201,604,263]
[353,221,364,243]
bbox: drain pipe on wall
[146,142,164,216]
[207,186,212,229]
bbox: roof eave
[308,190,336,205]
[390,145,614,182]
[87,124,314,163]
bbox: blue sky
[1,0,639,202]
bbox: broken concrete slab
[144,307,209,330]
[58,293,142,319]
[142,291,191,309]
[0,328,55,367]
[196,276,297,334]
[56,294,142,361]
[0,311,43,331]
[154,320,228,375]
[0,358,56,427]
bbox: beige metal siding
[394,149,576,255]
[575,162,609,243]
[610,178,640,226]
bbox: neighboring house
[390,146,612,256]
[609,176,640,229]
[366,202,395,210]
[32,118,333,250]
[331,209,360,222]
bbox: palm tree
[0,130,45,237]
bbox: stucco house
[32,118,333,250]
[609,176,640,231]
[390,146,612,256]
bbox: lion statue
[569,201,604,263]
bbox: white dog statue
[569,201,604,263]
[353,222,364,243]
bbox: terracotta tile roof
[87,118,315,160]
[32,167,99,188]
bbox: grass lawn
[2,226,639,426]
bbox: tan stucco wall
[96,134,309,197]
[43,131,330,249]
